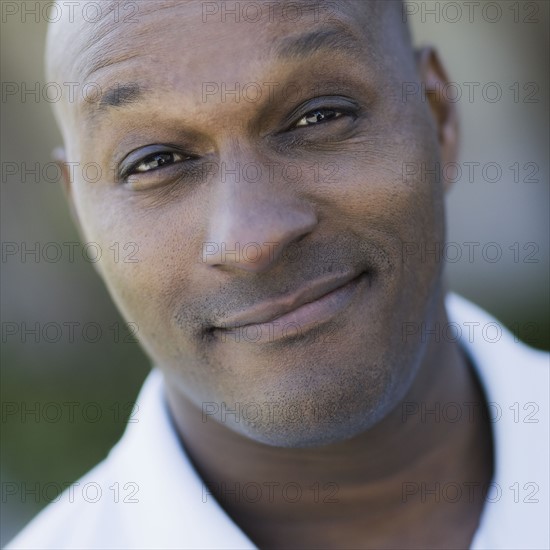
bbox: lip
[213,271,369,340]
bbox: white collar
[79,294,550,548]
[446,294,549,549]
[106,369,256,549]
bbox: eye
[294,108,345,128]
[131,151,187,174]
[118,145,196,183]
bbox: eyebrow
[87,27,364,118]
[98,82,143,107]
[272,27,365,62]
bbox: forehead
[50,0,382,84]
[47,0,408,135]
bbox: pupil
[306,110,335,124]
[154,153,170,166]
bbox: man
[7,0,549,548]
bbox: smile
[213,271,370,342]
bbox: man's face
[52,0,448,446]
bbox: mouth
[212,271,370,342]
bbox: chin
[223,379,401,449]
[243,425,367,449]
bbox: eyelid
[283,96,360,132]
[119,144,189,180]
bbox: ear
[415,47,459,191]
[52,147,82,229]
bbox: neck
[165,291,493,548]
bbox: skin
[47,1,493,547]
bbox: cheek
[308,138,445,358]
[311,140,445,274]
[71,183,203,340]
[303,105,444,244]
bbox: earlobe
[415,47,460,191]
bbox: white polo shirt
[7,294,550,549]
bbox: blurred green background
[1,1,549,545]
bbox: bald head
[45,0,412,132]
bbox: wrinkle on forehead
[45,0,381,84]
[45,0,409,134]
[46,1,192,84]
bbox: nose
[202,156,317,273]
